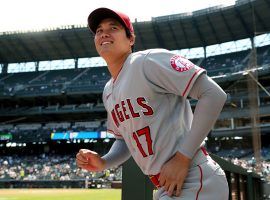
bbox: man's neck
[105,51,131,80]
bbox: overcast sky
[0,0,235,32]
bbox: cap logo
[170,55,194,72]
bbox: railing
[210,154,263,200]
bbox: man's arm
[159,73,227,196]
[178,73,227,158]
[76,139,131,171]
[102,139,131,169]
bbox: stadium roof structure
[0,0,270,64]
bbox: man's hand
[159,151,191,197]
[76,149,106,172]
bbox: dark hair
[125,27,135,52]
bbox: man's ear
[130,34,136,46]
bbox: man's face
[94,18,134,58]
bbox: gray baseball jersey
[103,48,205,175]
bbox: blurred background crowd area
[0,153,122,182]
[0,147,269,182]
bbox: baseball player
[76,7,229,200]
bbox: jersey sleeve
[143,49,206,98]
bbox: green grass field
[0,189,121,200]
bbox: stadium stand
[1,0,270,198]
[0,153,122,182]
[1,45,270,99]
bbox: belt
[148,173,161,188]
[148,147,209,188]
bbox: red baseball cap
[88,8,134,34]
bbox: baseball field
[0,189,121,200]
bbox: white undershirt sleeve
[178,73,227,159]
[101,139,131,169]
